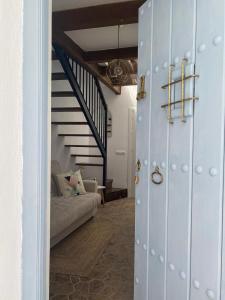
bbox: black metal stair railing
[53,44,107,185]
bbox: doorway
[22,0,225,299]
[50,1,139,299]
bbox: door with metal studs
[135,0,225,299]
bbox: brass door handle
[151,166,163,185]
[134,175,140,185]
[181,58,188,123]
[137,75,146,100]
[168,65,174,124]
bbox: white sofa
[50,160,101,247]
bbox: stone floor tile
[50,198,134,300]
[89,279,104,294]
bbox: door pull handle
[168,65,174,124]
[136,75,146,100]
[181,58,188,123]
[134,175,140,185]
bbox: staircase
[52,44,107,185]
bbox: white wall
[51,125,75,171]
[102,85,137,188]
[78,85,137,188]
[0,1,23,299]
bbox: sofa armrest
[83,180,98,193]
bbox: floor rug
[50,198,135,300]
[50,212,116,276]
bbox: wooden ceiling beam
[52,30,121,95]
[84,47,138,63]
[53,30,85,62]
[53,0,145,31]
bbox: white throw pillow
[56,171,73,197]
[72,169,86,195]
[56,170,86,197]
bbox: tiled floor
[50,198,135,300]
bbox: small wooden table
[97,185,106,206]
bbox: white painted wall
[51,125,75,171]
[102,84,137,188]
[0,1,23,299]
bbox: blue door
[135,1,225,299]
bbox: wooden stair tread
[71,154,102,157]
[58,134,93,137]
[52,121,88,125]
[76,163,103,167]
[52,72,67,80]
[105,188,128,202]
[52,91,74,97]
[64,145,98,148]
[51,107,81,112]
[105,188,127,193]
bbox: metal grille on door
[161,60,199,123]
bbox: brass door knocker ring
[151,166,163,185]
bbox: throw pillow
[56,170,86,197]
[72,169,86,195]
[56,171,74,197]
[65,175,78,188]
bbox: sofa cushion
[51,160,62,196]
[83,179,98,193]
[51,176,59,197]
[51,160,62,174]
[50,193,100,239]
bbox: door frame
[127,106,137,198]
[21,0,225,299]
[22,0,51,299]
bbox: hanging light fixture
[107,25,130,85]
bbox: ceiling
[52,0,134,12]
[52,0,140,88]
[66,24,138,51]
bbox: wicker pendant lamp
[107,25,130,85]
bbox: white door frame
[22,0,51,299]
[21,1,225,299]
[127,107,137,198]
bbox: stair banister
[53,44,108,185]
